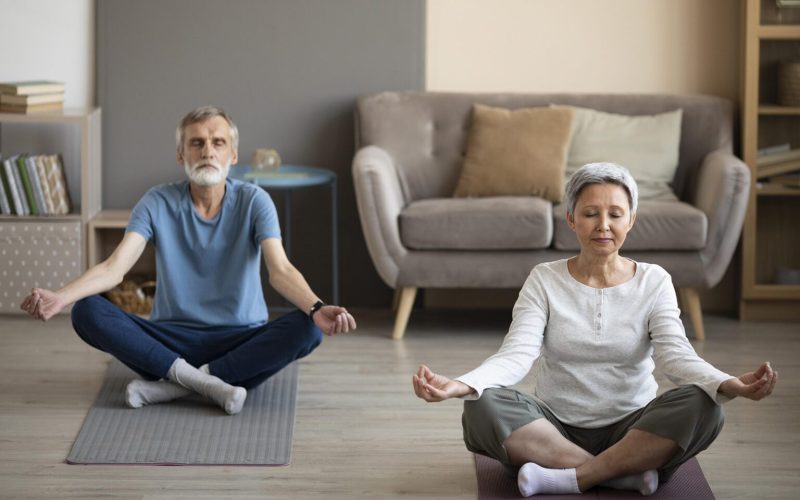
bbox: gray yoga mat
[474,453,715,499]
[67,359,299,465]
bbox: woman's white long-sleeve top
[455,259,733,428]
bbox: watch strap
[308,300,325,319]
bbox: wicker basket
[778,62,800,107]
[105,280,156,315]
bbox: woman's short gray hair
[175,105,239,152]
[564,162,638,217]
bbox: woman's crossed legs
[462,385,724,496]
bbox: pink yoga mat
[474,453,715,499]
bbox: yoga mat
[67,359,299,465]
[474,453,715,499]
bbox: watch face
[252,148,282,171]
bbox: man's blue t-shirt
[126,177,280,328]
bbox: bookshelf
[0,107,101,314]
[741,0,800,319]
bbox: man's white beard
[184,159,231,187]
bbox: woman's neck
[568,253,635,288]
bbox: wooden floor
[0,310,798,499]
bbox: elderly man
[21,105,355,415]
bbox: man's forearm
[56,262,124,306]
[269,265,320,313]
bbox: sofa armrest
[693,149,751,288]
[352,146,408,288]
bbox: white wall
[0,0,95,107]
[427,0,740,101]
[0,0,94,206]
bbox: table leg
[284,189,292,259]
[331,178,338,305]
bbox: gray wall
[97,0,424,306]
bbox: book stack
[0,80,65,113]
[0,154,72,216]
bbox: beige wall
[427,0,740,101]
[426,0,742,313]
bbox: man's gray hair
[564,162,638,218]
[175,105,239,152]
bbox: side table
[229,164,338,305]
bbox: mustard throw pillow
[453,104,574,202]
[555,105,683,200]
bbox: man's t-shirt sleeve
[126,190,156,242]
[253,188,281,245]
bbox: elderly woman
[412,163,777,497]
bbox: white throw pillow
[554,105,682,200]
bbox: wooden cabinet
[741,0,800,319]
[0,108,101,313]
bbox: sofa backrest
[355,92,734,202]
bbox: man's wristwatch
[308,300,325,319]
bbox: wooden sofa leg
[392,288,400,312]
[392,287,418,340]
[679,288,705,341]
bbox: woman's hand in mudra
[412,364,474,402]
[718,361,778,401]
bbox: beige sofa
[352,92,750,340]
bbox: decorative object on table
[104,279,156,315]
[0,80,65,113]
[251,148,282,171]
[777,62,800,106]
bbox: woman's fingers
[768,371,779,396]
[412,374,438,401]
[422,383,448,401]
[755,370,778,400]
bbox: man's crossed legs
[71,296,323,414]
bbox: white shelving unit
[0,107,101,313]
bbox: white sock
[125,378,191,408]
[602,470,659,496]
[517,462,581,497]
[126,364,215,409]
[167,358,247,415]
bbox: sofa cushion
[400,196,552,250]
[552,199,707,251]
[453,104,573,202]
[555,105,682,200]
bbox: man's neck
[189,181,226,220]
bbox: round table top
[229,164,335,188]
